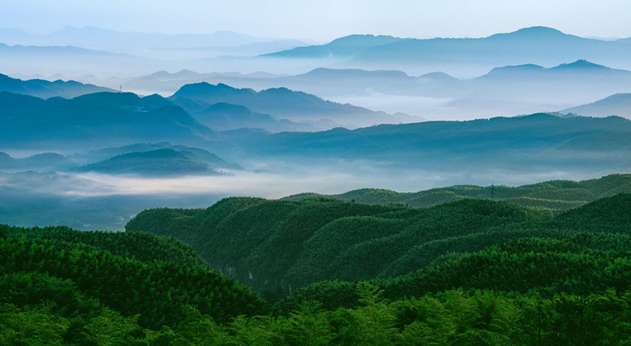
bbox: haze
[2,0,631,231]
[4,0,631,41]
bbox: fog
[1,152,627,232]
[2,162,617,199]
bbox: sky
[2,0,631,41]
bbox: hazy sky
[3,0,631,41]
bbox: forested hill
[284,193,631,310]
[5,193,631,343]
[284,173,631,210]
[0,225,269,333]
[126,176,631,296]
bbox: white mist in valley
[6,165,617,200]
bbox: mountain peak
[329,34,400,46]
[552,59,608,70]
[484,64,545,77]
[489,26,568,40]
[512,26,566,36]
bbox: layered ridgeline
[170,82,416,129]
[0,91,214,149]
[193,102,311,133]
[562,93,631,118]
[285,173,631,210]
[216,113,631,175]
[93,60,631,120]
[263,27,631,75]
[126,173,631,295]
[0,142,242,174]
[0,73,113,99]
[0,225,269,335]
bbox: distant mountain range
[0,152,71,172]
[216,113,631,174]
[0,73,113,99]
[194,103,311,132]
[0,91,214,149]
[84,59,631,120]
[3,26,631,81]
[263,34,402,59]
[0,143,242,176]
[263,27,631,76]
[0,42,162,76]
[0,79,425,150]
[170,82,419,128]
[561,93,631,118]
[0,26,310,57]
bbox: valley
[2,6,631,343]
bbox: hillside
[170,82,416,128]
[0,152,72,172]
[5,188,631,344]
[194,102,310,132]
[0,73,113,98]
[0,224,269,332]
[284,173,631,210]
[0,91,214,149]
[263,34,403,59]
[285,194,631,310]
[73,149,225,176]
[562,93,631,118]
[127,173,631,294]
[217,113,631,174]
[95,61,631,121]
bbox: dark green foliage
[0,226,269,330]
[128,198,414,291]
[5,176,631,343]
[285,173,631,210]
[3,287,631,345]
[128,196,550,292]
[128,190,631,315]
[551,193,631,232]
[285,231,631,312]
[0,224,210,268]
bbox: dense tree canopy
[0,226,268,330]
[128,193,605,293]
[3,177,631,344]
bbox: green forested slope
[3,187,631,344]
[284,173,631,210]
[279,194,631,310]
[127,174,631,298]
[0,224,210,268]
[0,226,269,331]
